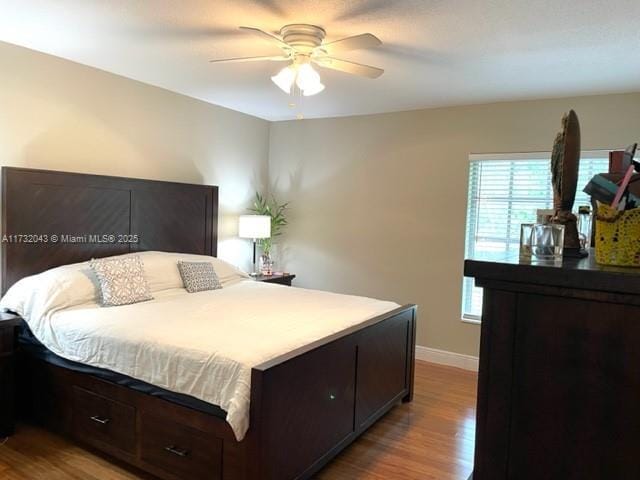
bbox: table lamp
[238,215,271,276]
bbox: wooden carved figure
[551,109,586,257]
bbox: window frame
[461,150,612,324]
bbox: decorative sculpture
[551,109,586,257]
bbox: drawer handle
[89,415,110,425]
[165,445,190,457]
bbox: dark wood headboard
[1,167,218,293]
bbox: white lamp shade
[238,215,271,239]
[271,66,296,94]
[302,81,325,96]
[295,63,320,91]
[271,63,325,97]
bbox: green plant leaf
[246,191,290,241]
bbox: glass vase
[259,253,274,276]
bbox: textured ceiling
[1,0,639,120]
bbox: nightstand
[0,313,20,437]
[254,273,296,286]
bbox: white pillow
[0,259,99,328]
[0,251,249,325]
[134,251,249,291]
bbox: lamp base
[250,239,258,277]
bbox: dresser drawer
[72,386,136,454]
[140,414,222,480]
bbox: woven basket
[595,203,640,267]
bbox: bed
[1,167,417,480]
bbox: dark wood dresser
[465,253,640,480]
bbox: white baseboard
[415,345,479,372]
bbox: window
[462,151,609,322]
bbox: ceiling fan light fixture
[212,25,384,103]
[302,82,325,96]
[271,65,296,94]
[296,63,325,96]
[295,63,319,89]
[272,62,325,96]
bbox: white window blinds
[462,151,609,321]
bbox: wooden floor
[0,361,477,479]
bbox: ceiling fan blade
[130,25,240,40]
[209,55,290,64]
[319,33,382,55]
[313,57,384,78]
[239,26,290,50]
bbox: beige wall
[268,92,640,356]
[4,41,640,356]
[0,42,270,271]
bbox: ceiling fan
[209,24,384,96]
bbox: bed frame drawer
[0,356,15,436]
[140,413,223,480]
[0,327,15,355]
[72,386,136,454]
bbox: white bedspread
[19,280,399,441]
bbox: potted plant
[248,192,289,275]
